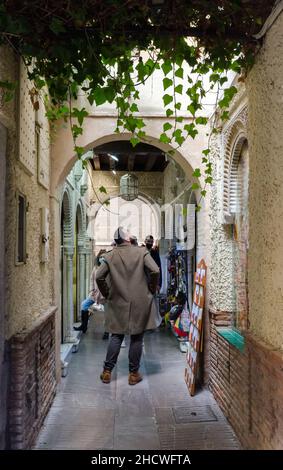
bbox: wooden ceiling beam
[109,154,116,171]
[145,153,158,172]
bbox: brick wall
[209,310,283,449]
[8,307,57,449]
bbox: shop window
[16,192,27,264]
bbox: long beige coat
[96,243,160,335]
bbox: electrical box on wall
[41,207,49,263]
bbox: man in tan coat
[96,227,160,385]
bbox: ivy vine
[0,1,273,208]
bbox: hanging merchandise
[166,248,188,299]
[164,248,190,349]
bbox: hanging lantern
[120,173,139,201]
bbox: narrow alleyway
[35,312,240,450]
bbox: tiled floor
[35,312,240,450]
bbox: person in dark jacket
[145,235,162,290]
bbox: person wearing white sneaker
[74,249,106,333]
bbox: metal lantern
[120,173,139,201]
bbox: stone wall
[207,9,283,448]
[0,115,8,450]
[0,47,57,448]
[209,313,283,449]
[247,9,283,349]
[2,56,54,339]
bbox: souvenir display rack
[184,259,207,396]
[167,248,188,299]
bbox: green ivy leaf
[163,122,173,132]
[201,190,207,197]
[191,183,200,190]
[160,133,171,144]
[135,118,145,129]
[221,111,229,121]
[175,84,183,95]
[173,129,185,146]
[75,146,84,158]
[72,107,88,126]
[175,68,184,79]
[163,77,173,90]
[104,86,116,103]
[130,103,139,113]
[220,76,228,86]
[71,124,83,139]
[162,61,172,76]
[209,73,220,83]
[163,94,173,106]
[187,103,197,115]
[145,58,155,72]
[175,56,184,67]
[219,86,237,108]
[175,102,181,110]
[137,130,146,139]
[93,88,107,106]
[195,116,208,125]
[130,136,140,147]
[193,168,201,177]
[205,176,213,184]
[202,149,210,156]
[166,109,174,117]
[184,124,198,139]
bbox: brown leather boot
[128,371,143,386]
[100,369,111,384]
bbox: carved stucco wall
[209,86,248,315]
[247,10,283,349]
[90,170,164,203]
[163,160,190,205]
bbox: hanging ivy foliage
[0,0,274,206]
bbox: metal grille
[173,405,218,424]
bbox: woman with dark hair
[74,249,106,333]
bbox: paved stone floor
[35,312,240,450]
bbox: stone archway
[51,126,211,359]
[51,128,199,194]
